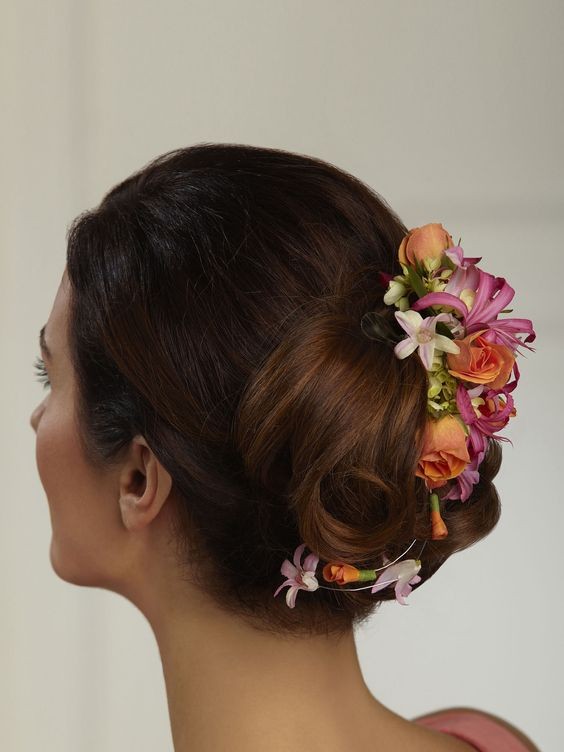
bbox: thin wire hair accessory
[317,538,426,592]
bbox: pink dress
[414,709,537,751]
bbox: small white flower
[393,310,461,371]
[383,280,407,306]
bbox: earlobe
[118,437,173,532]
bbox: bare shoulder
[414,706,541,752]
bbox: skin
[30,268,476,752]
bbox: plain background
[2,1,562,750]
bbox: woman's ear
[118,436,173,532]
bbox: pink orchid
[393,310,461,370]
[274,543,319,609]
[370,558,422,605]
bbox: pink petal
[444,264,480,297]
[286,586,299,608]
[419,315,438,334]
[444,246,482,269]
[443,246,465,266]
[395,309,423,336]
[503,359,520,395]
[293,543,306,569]
[418,341,435,370]
[465,272,515,328]
[410,292,469,319]
[281,559,299,580]
[395,584,409,605]
[468,425,487,456]
[456,384,477,425]
[302,553,319,572]
[468,317,536,353]
[274,578,295,598]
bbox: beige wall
[2,1,562,750]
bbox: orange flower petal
[446,330,514,388]
[322,563,360,585]
[398,223,454,266]
[416,415,470,486]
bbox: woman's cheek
[35,401,68,516]
[35,401,89,581]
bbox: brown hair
[66,143,502,636]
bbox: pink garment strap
[414,709,537,752]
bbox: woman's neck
[145,590,400,752]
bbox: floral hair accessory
[275,222,536,608]
[273,543,320,609]
[370,221,536,539]
[275,540,425,608]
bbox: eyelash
[33,356,51,389]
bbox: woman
[30,143,539,751]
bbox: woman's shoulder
[412,706,541,752]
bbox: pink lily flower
[443,262,480,300]
[442,382,517,502]
[456,383,516,439]
[394,310,461,370]
[448,265,536,354]
[274,543,319,609]
[410,270,536,355]
[370,558,422,605]
[468,306,536,354]
[464,269,514,330]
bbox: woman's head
[31,143,501,636]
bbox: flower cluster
[381,222,536,513]
[274,222,536,609]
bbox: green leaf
[406,266,428,298]
[442,254,456,271]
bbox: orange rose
[415,414,470,489]
[446,330,515,389]
[322,563,360,585]
[398,223,454,267]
